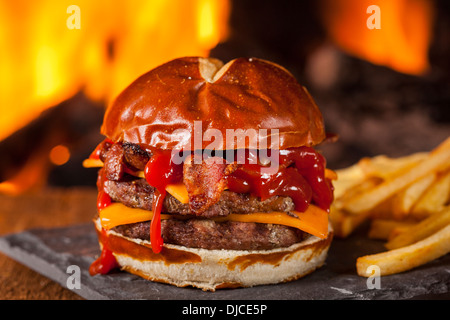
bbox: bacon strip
[101,142,152,180]
[183,154,237,215]
[103,143,125,181]
[122,142,151,171]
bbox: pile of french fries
[330,137,450,277]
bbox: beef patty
[112,219,308,250]
[98,141,309,250]
[104,178,295,218]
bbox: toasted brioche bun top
[101,57,325,150]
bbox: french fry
[367,196,397,220]
[411,170,450,219]
[343,139,450,214]
[385,206,450,250]
[368,219,417,240]
[358,152,428,180]
[331,138,450,277]
[333,164,366,199]
[391,173,436,220]
[329,206,369,238]
[357,224,450,277]
[432,136,450,154]
[387,225,415,241]
[333,177,382,210]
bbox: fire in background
[0,0,230,194]
[321,0,435,75]
[0,0,230,142]
[1,0,449,193]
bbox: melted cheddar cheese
[99,202,329,239]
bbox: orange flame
[0,0,230,142]
[0,0,230,194]
[321,0,434,75]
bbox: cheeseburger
[84,57,335,291]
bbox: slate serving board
[0,222,449,300]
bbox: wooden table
[0,187,97,299]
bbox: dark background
[1,0,449,187]
[210,0,450,168]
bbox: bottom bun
[94,219,333,291]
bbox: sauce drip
[90,194,119,275]
[97,190,111,211]
[226,147,333,212]
[89,229,119,275]
[144,150,183,253]
[90,167,119,276]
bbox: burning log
[0,93,104,194]
[0,0,231,193]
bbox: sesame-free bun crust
[94,219,333,291]
[101,57,326,151]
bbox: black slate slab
[0,223,449,300]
